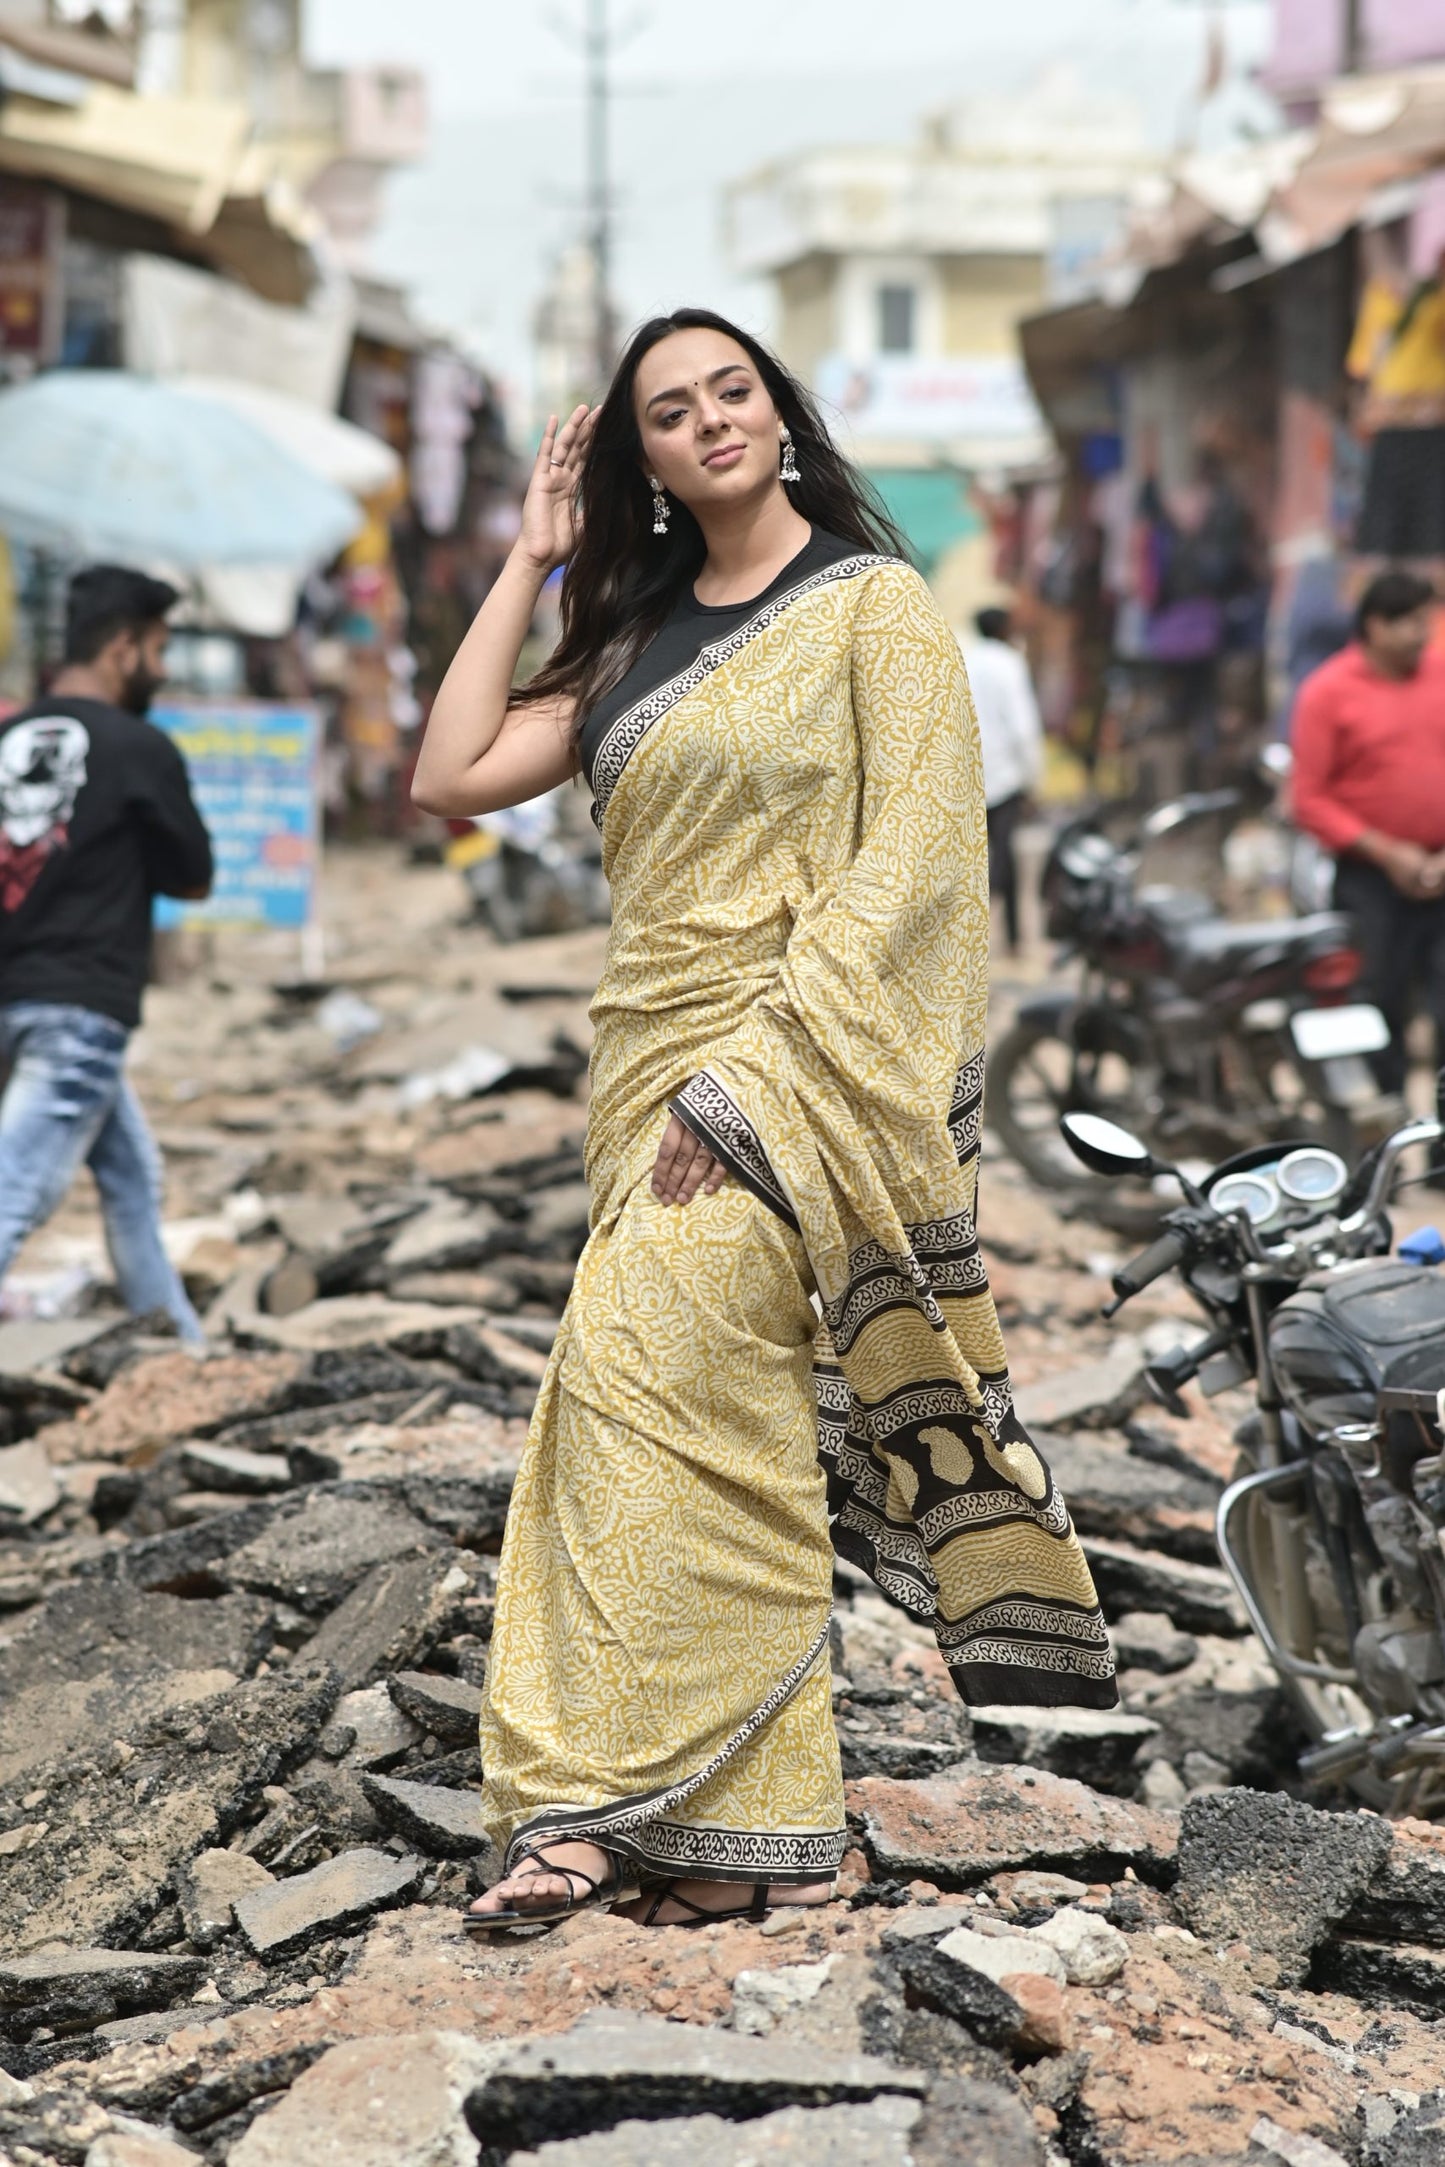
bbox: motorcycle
[988,789,1391,1220]
[1061,1102,1445,1816]
[446,786,609,944]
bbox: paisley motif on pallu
[677,1051,1115,1704]
[478,532,1114,1894]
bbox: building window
[878,284,916,354]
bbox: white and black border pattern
[935,1596,1114,1650]
[590,553,895,820]
[948,1049,986,1167]
[503,1621,836,1884]
[671,1069,799,1230]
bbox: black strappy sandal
[636,1880,773,1928]
[463,1843,635,1934]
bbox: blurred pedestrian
[1291,569,1445,1094]
[414,308,1112,1937]
[960,605,1044,954]
[0,566,213,1339]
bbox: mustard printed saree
[478,529,1116,1888]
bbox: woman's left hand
[652,1115,728,1206]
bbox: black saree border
[949,1048,986,1168]
[501,1620,841,1885]
[806,1047,1119,1710]
[822,1212,988,1356]
[587,551,897,822]
[609,1821,846,1884]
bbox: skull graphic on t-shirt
[0,716,90,911]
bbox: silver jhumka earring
[649,475,670,535]
[779,429,800,483]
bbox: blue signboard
[151,702,320,930]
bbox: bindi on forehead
[642,359,750,412]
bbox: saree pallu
[478,542,1116,1885]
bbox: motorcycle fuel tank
[1270,1258,1445,1435]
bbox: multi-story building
[150,0,427,268]
[728,73,1155,453]
[532,245,610,443]
[726,71,1158,589]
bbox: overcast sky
[306,0,1272,412]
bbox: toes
[482,1871,570,1913]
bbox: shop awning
[123,253,355,414]
[0,84,249,234]
[1123,69,1445,276]
[1114,134,1315,281]
[0,82,319,303]
[1267,67,1445,260]
[0,19,134,91]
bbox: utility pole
[582,0,616,390]
[548,0,650,396]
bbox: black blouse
[576,528,858,793]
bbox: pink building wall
[1366,0,1445,70]
[1264,0,1445,99]
[1263,0,1347,95]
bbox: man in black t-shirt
[0,566,213,1341]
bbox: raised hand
[517,404,598,575]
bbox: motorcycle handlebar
[1109,1226,1192,1307]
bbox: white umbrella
[171,374,402,500]
[0,370,362,569]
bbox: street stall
[339,298,520,841]
[1020,237,1277,807]
[1020,56,1445,808]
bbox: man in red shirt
[1292,570,1445,1094]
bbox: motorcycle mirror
[1140,801,1187,841]
[1141,790,1239,840]
[1059,1111,1156,1179]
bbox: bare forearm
[1353,827,1402,869]
[413,403,594,818]
[412,549,549,802]
[1352,826,1438,898]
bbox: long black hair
[515,308,910,726]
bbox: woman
[413,309,1115,1932]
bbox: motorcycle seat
[1272,1260,1445,1432]
[1168,910,1348,970]
[1137,884,1215,934]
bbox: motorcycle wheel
[1229,1451,1395,1813]
[986,1012,1163,1227]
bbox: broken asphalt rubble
[0,863,1441,2165]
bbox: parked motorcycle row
[989,786,1392,1222]
[991,789,1445,1818]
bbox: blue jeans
[0,1003,203,1344]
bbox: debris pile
[0,855,1439,2165]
